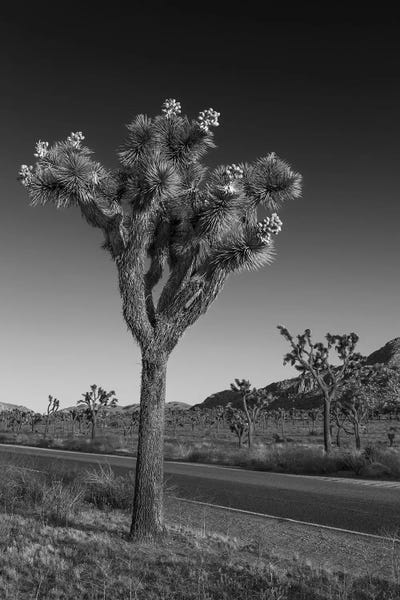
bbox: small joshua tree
[230,379,253,447]
[336,364,383,449]
[67,407,81,437]
[19,99,301,540]
[278,326,364,454]
[307,408,321,436]
[7,408,30,433]
[225,403,248,448]
[379,366,400,417]
[209,405,226,434]
[44,395,59,438]
[77,385,118,440]
[230,379,270,447]
[27,412,42,434]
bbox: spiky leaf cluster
[230,378,252,395]
[19,136,111,209]
[243,153,302,210]
[19,100,301,352]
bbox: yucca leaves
[209,228,276,273]
[55,153,99,203]
[118,115,154,167]
[179,163,208,196]
[243,153,302,209]
[194,193,240,238]
[142,154,181,200]
[19,100,301,344]
[153,115,215,165]
[26,143,110,208]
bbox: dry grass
[164,440,400,479]
[0,511,399,599]
[0,452,134,523]
[0,453,399,598]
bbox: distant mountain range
[2,339,398,415]
[0,402,33,413]
[60,401,191,414]
[192,337,400,412]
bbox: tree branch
[117,213,155,350]
[156,270,227,353]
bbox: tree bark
[238,430,243,448]
[336,426,341,448]
[242,394,253,448]
[323,396,332,454]
[130,354,167,541]
[354,421,361,450]
[91,416,96,440]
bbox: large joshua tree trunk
[130,353,167,540]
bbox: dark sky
[1,4,399,411]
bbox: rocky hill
[192,337,400,412]
[365,338,400,369]
[0,402,32,413]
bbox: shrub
[341,452,367,476]
[81,464,135,509]
[367,446,400,478]
[36,480,83,526]
[0,459,83,525]
[0,464,46,512]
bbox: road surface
[1,444,399,535]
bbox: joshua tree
[277,407,288,439]
[331,402,348,447]
[230,380,271,447]
[44,395,60,438]
[19,98,301,540]
[28,412,43,434]
[166,406,186,437]
[209,405,226,435]
[187,406,203,432]
[67,407,82,437]
[225,403,247,447]
[230,379,254,447]
[336,365,381,449]
[113,411,139,439]
[379,366,400,417]
[307,407,321,436]
[278,327,364,454]
[77,385,118,440]
[7,408,30,433]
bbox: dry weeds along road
[1,443,400,536]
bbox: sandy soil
[165,496,400,582]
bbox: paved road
[1,444,399,535]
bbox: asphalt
[1,443,399,535]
